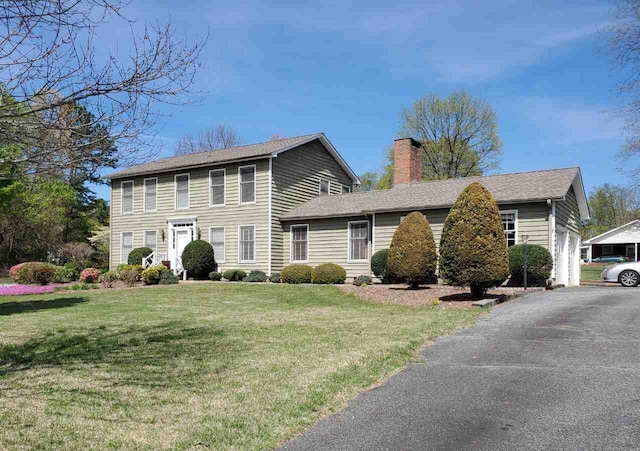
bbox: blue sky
[93,0,623,200]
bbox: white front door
[168,220,195,273]
[176,230,190,264]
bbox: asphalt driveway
[281,287,640,451]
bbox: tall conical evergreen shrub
[388,211,437,288]
[439,182,509,298]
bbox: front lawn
[581,264,606,282]
[0,283,480,450]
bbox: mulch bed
[339,283,543,308]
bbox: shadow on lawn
[0,322,246,386]
[0,297,87,316]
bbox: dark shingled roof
[281,167,583,220]
[106,133,325,179]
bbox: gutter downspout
[268,156,273,275]
[549,199,557,281]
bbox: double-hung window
[121,181,134,214]
[121,232,133,263]
[144,178,157,212]
[210,169,225,207]
[290,225,308,262]
[348,221,369,262]
[500,210,517,247]
[209,227,225,263]
[144,230,157,254]
[239,225,255,263]
[239,166,256,204]
[175,174,190,209]
[319,179,330,196]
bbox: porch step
[471,298,498,308]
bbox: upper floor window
[239,225,255,263]
[144,178,157,212]
[175,174,190,209]
[348,221,369,262]
[121,181,134,214]
[319,179,330,196]
[500,210,517,247]
[239,165,256,204]
[291,225,308,263]
[210,169,226,207]
[342,185,351,194]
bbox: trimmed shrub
[209,271,222,281]
[269,272,281,283]
[371,249,391,282]
[159,270,179,285]
[222,269,246,281]
[281,264,313,284]
[100,271,119,288]
[9,263,27,281]
[388,212,437,288]
[80,268,101,283]
[127,247,153,266]
[312,263,347,284]
[353,275,372,286]
[15,262,57,285]
[181,240,216,279]
[244,270,268,282]
[117,264,143,275]
[63,262,82,281]
[508,244,553,286]
[439,182,510,298]
[140,265,167,285]
[53,265,76,283]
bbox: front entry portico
[168,218,196,275]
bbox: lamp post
[522,234,530,290]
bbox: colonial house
[106,133,589,286]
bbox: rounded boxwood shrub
[281,264,313,284]
[371,249,389,281]
[439,182,510,298]
[181,240,216,279]
[222,269,246,281]
[127,247,153,266]
[312,263,346,284]
[269,272,281,283]
[353,275,372,286]
[244,270,268,282]
[508,244,552,286]
[209,271,222,281]
[140,265,167,285]
[388,212,437,288]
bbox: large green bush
[53,264,78,283]
[16,262,57,285]
[181,240,216,279]
[508,244,553,285]
[371,249,394,283]
[281,264,313,284]
[439,182,510,298]
[387,212,437,288]
[312,263,346,284]
[128,247,153,265]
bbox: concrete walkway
[281,287,640,451]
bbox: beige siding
[283,216,371,279]
[271,140,354,271]
[555,187,580,234]
[110,159,270,272]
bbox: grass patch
[581,264,606,282]
[0,284,480,449]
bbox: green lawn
[0,283,480,450]
[581,264,606,282]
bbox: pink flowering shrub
[9,263,27,281]
[0,284,56,296]
[79,268,101,283]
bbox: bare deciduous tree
[174,124,241,155]
[0,0,207,174]
[399,90,502,180]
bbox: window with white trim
[239,225,255,262]
[210,169,225,207]
[144,178,157,212]
[209,227,225,263]
[342,185,351,194]
[175,174,189,209]
[349,221,369,261]
[121,181,134,214]
[319,179,330,196]
[239,166,256,204]
[144,230,157,254]
[291,225,308,262]
[121,232,133,263]
[500,211,517,247]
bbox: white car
[601,262,640,287]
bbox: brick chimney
[393,138,422,185]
